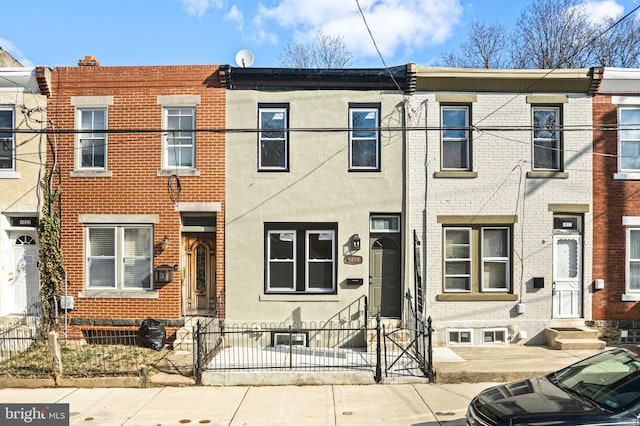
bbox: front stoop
[545,327,606,350]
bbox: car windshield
[553,349,640,412]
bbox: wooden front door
[182,233,216,316]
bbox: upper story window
[441,106,470,171]
[164,107,195,169]
[0,107,14,171]
[258,104,289,171]
[77,108,107,170]
[619,106,640,172]
[349,104,380,171]
[532,106,561,171]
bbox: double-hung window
[86,225,153,290]
[444,226,511,293]
[266,223,337,293]
[258,104,288,171]
[532,106,561,171]
[0,107,14,171]
[441,106,470,170]
[627,228,640,294]
[619,107,640,172]
[164,107,195,169]
[349,104,380,171]
[78,108,107,170]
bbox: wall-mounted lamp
[350,234,361,251]
[161,236,169,251]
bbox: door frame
[181,232,216,316]
[368,214,402,318]
[8,231,39,314]
[552,233,583,318]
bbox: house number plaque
[344,255,363,265]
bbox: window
[266,223,337,293]
[619,107,640,172]
[482,328,508,344]
[78,108,106,169]
[164,107,195,169]
[627,228,640,294]
[0,107,15,170]
[441,106,470,170]
[444,226,511,293]
[447,329,473,345]
[532,106,561,170]
[349,104,380,171]
[86,225,153,290]
[259,104,288,171]
[273,332,307,347]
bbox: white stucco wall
[406,92,593,345]
[225,89,406,324]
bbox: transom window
[86,225,153,290]
[349,104,380,171]
[78,108,106,170]
[258,104,289,171]
[619,106,640,172]
[266,223,337,294]
[444,226,511,293]
[532,106,561,171]
[441,106,470,170]
[0,107,15,170]
[164,107,195,169]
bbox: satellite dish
[235,50,254,68]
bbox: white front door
[10,234,39,314]
[552,235,582,318]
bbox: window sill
[434,171,477,178]
[78,290,158,299]
[0,171,21,179]
[157,169,200,177]
[70,170,112,178]
[436,293,519,302]
[527,171,568,179]
[621,293,640,302]
[260,294,340,302]
[614,173,640,180]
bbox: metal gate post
[374,315,382,383]
[194,320,203,385]
[427,316,435,382]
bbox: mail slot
[346,278,363,286]
[154,265,173,283]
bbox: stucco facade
[225,67,410,324]
[406,67,599,345]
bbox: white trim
[79,214,159,224]
[0,171,20,179]
[612,96,640,106]
[446,328,473,345]
[614,173,640,180]
[157,95,200,106]
[481,328,508,344]
[71,96,114,107]
[623,216,640,227]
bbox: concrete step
[551,338,606,350]
[172,338,194,351]
[545,327,605,350]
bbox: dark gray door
[369,234,401,317]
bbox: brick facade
[47,61,225,338]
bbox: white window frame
[305,230,336,292]
[481,227,511,292]
[349,106,380,171]
[267,230,297,292]
[618,106,640,173]
[273,332,307,347]
[441,106,470,171]
[482,328,508,344]
[626,227,640,294]
[258,106,288,171]
[532,106,561,171]
[85,225,153,290]
[446,328,473,345]
[444,227,472,292]
[0,106,15,171]
[77,108,107,170]
[163,107,195,169]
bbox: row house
[223,66,412,325]
[0,49,50,316]
[407,67,601,345]
[592,68,640,343]
[47,57,226,338]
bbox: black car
[467,347,640,425]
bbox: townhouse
[591,68,640,343]
[0,49,50,316]
[47,57,226,338]
[407,67,601,345]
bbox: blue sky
[1,0,638,68]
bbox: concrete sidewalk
[0,383,500,425]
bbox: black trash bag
[138,318,166,351]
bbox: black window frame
[258,103,290,172]
[348,102,381,172]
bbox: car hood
[472,375,600,423]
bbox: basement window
[447,328,473,345]
[482,328,508,344]
[272,332,308,347]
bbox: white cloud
[178,0,224,18]
[247,0,463,62]
[579,0,624,24]
[225,5,244,31]
[0,38,33,67]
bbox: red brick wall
[47,64,226,337]
[592,93,640,320]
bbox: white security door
[552,235,582,318]
[10,234,39,314]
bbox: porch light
[350,234,361,251]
